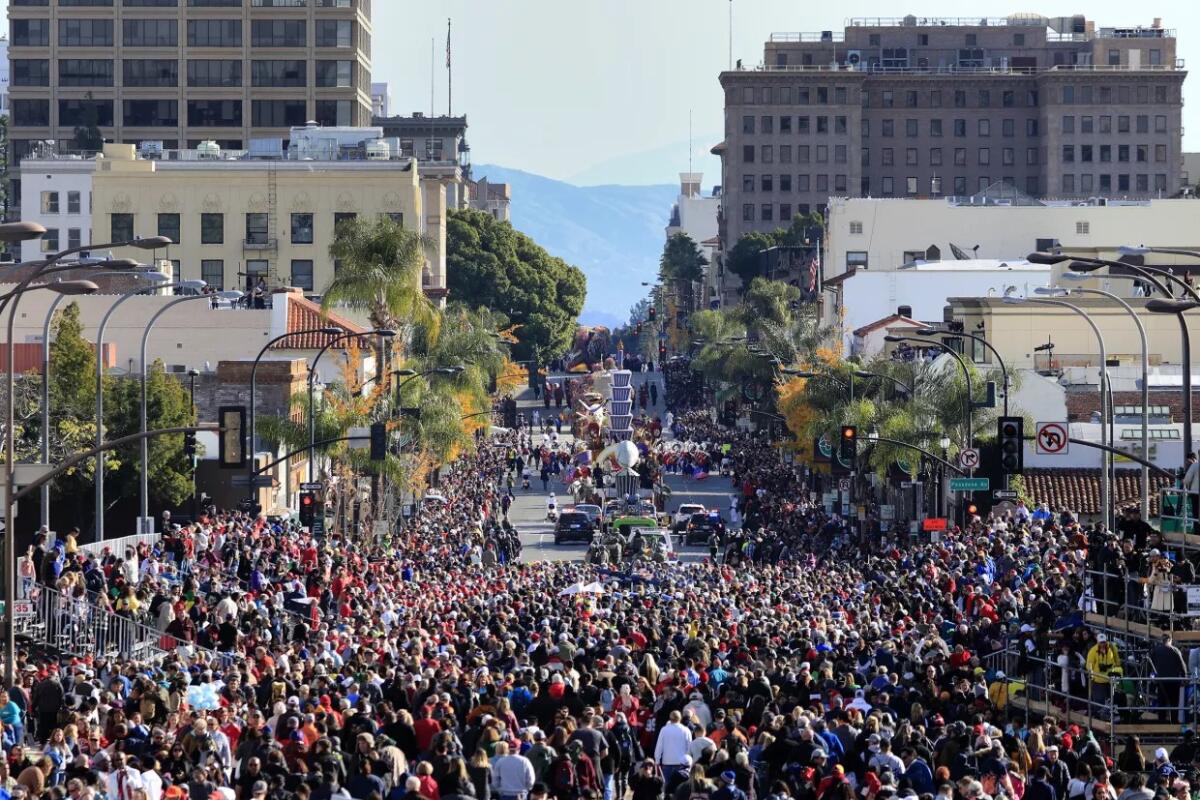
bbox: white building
[19,156,96,263]
[825,195,1200,278]
[0,38,9,117]
[370,82,391,118]
[826,260,1052,349]
[665,173,720,308]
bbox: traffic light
[967,503,979,516]
[370,421,387,461]
[299,491,316,525]
[658,343,667,361]
[183,430,196,458]
[998,416,1023,474]
[635,323,643,336]
[839,425,857,467]
[218,406,246,468]
[648,307,657,322]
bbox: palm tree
[323,215,438,337]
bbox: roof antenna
[689,109,693,173]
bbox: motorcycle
[546,502,559,523]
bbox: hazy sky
[381,0,1199,183]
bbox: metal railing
[769,32,846,43]
[1084,566,1200,640]
[16,582,233,670]
[847,16,1048,28]
[78,532,162,559]
[745,61,1183,74]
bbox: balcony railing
[740,60,1184,74]
[243,238,278,251]
[769,32,846,43]
[847,16,1048,27]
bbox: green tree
[446,209,586,365]
[725,231,776,285]
[72,92,104,152]
[659,233,707,312]
[323,215,438,335]
[105,362,196,508]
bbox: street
[503,370,736,564]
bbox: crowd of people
[1,370,1197,800]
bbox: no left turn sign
[1036,421,1069,455]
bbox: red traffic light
[967,504,978,515]
[841,425,856,439]
[300,494,314,507]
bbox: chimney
[898,305,913,319]
[1152,17,1162,28]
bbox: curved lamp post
[1058,276,1152,518]
[307,328,397,482]
[884,335,976,454]
[1007,293,1113,529]
[1032,250,1196,458]
[138,290,243,521]
[36,260,145,527]
[95,277,205,539]
[915,328,1008,416]
[247,326,344,506]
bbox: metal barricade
[78,532,163,558]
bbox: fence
[16,582,233,670]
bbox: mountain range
[472,164,679,329]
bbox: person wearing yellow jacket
[1086,634,1122,716]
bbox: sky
[382,0,1200,185]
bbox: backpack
[551,756,578,799]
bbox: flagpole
[447,17,453,117]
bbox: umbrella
[559,582,606,596]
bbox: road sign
[994,490,1019,500]
[901,480,923,489]
[230,475,276,488]
[12,600,33,619]
[1036,421,1069,455]
[300,482,323,491]
[950,477,990,492]
[838,478,851,492]
[922,518,949,532]
[958,448,981,469]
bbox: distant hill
[472,164,678,328]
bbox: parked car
[554,511,595,544]
[575,503,602,526]
[684,511,725,546]
[673,503,707,531]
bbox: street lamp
[38,267,154,528]
[1056,254,1198,459]
[95,277,205,540]
[307,328,396,482]
[188,368,200,520]
[1119,245,1200,261]
[1006,294,1113,529]
[884,335,975,453]
[1060,274,1153,518]
[247,326,344,507]
[915,327,1008,416]
[137,290,243,521]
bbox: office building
[715,14,1186,292]
[6,0,373,171]
[0,37,9,117]
[37,140,444,300]
[370,80,389,117]
[665,172,720,306]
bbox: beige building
[928,295,1200,370]
[826,195,1200,276]
[714,14,1186,303]
[7,0,372,168]
[75,142,443,300]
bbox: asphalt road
[504,370,736,564]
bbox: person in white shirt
[107,753,145,800]
[653,710,692,784]
[491,741,535,800]
[140,758,165,800]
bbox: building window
[1003,148,1015,166]
[12,59,50,87]
[1027,148,1038,165]
[849,221,863,235]
[978,119,990,137]
[123,19,177,47]
[314,19,352,47]
[334,212,356,232]
[1081,174,1094,193]
[930,119,942,137]
[123,100,179,127]
[1075,221,1089,235]
[847,251,868,270]
[761,204,773,222]
[1062,175,1075,194]
[68,192,81,214]
[58,19,114,47]
[1118,174,1130,191]
[816,175,829,191]
[742,145,755,163]
[123,59,178,87]
[930,148,942,166]
[760,116,773,134]
[906,148,918,166]
[815,145,827,163]
[881,177,894,196]
[742,175,754,193]
[978,148,990,166]
[953,119,966,137]
[1062,145,1074,163]
[906,119,918,137]
[111,213,134,243]
[12,19,51,48]
[1118,116,1130,133]
[835,145,846,164]
[742,204,753,222]
[797,175,810,191]
[41,229,60,253]
[761,146,773,164]
[68,229,82,250]
[315,60,353,88]
[882,148,894,167]
[201,260,224,291]
[187,19,241,47]
[252,60,306,88]
[252,100,307,127]
[187,60,241,87]
[200,213,224,245]
[59,98,114,127]
[905,177,918,195]
[59,59,114,87]
[882,119,894,138]
[779,145,792,164]
[245,213,269,245]
[187,100,242,127]
[761,175,773,192]
[780,116,792,134]
[251,20,306,47]
[290,260,314,292]
[954,176,967,194]
[41,192,59,214]
[12,100,50,127]
[157,213,180,245]
[780,174,792,192]
[780,204,792,221]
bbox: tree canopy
[726,212,824,286]
[446,209,586,365]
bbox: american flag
[807,254,820,293]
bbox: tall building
[0,37,9,118]
[715,14,1186,275]
[664,173,720,307]
[370,80,389,117]
[6,0,373,174]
